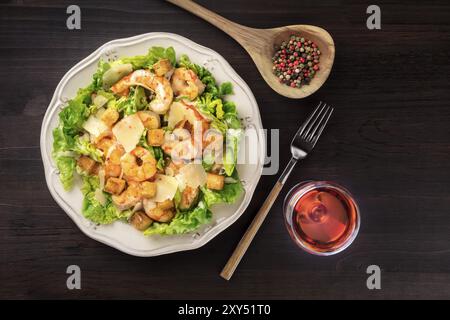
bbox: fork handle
[220,157,298,280]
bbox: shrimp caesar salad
[52,46,244,235]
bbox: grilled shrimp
[171,67,205,100]
[121,146,157,182]
[110,69,173,114]
[112,182,142,211]
[161,128,202,164]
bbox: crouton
[101,108,120,127]
[137,111,160,129]
[141,181,157,198]
[206,173,225,190]
[77,156,97,175]
[179,186,199,210]
[147,129,165,146]
[103,177,126,195]
[104,163,121,178]
[129,211,153,231]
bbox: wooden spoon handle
[166,0,252,47]
[220,181,284,280]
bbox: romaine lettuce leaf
[200,178,244,207]
[81,175,130,224]
[55,156,76,191]
[115,87,147,116]
[52,126,75,154]
[143,200,212,235]
[223,128,242,176]
[58,90,91,136]
[120,46,176,69]
[72,136,103,162]
[92,60,111,91]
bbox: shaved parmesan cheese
[93,95,109,108]
[168,101,206,129]
[94,188,107,206]
[83,115,108,138]
[98,168,106,190]
[95,107,106,119]
[175,163,207,191]
[112,114,144,153]
[150,174,179,202]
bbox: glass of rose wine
[283,181,360,256]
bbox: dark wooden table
[1,0,449,300]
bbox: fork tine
[310,106,334,146]
[306,105,332,141]
[297,101,324,137]
[301,102,328,139]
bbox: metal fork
[220,102,334,280]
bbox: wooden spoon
[167,0,335,99]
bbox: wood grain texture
[221,181,284,280]
[1,0,450,299]
[167,0,335,99]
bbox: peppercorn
[272,35,320,89]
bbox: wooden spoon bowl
[167,0,335,99]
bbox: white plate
[40,32,265,257]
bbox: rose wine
[284,182,360,255]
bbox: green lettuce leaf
[202,152,215,171]
[223,128,242,176]
[55,156,76,191]
[59,90,91,136]
[120,46,176,69]
[72,136,103,162]
[81,175,130,224]
[152,146,165,171]
[200,175,244,207]
[52,126,75,154]
[92,60,111,91]
[143,200,212,235]
[115,87,147,116]
[219,82,233,96]
[133,86,148,110]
